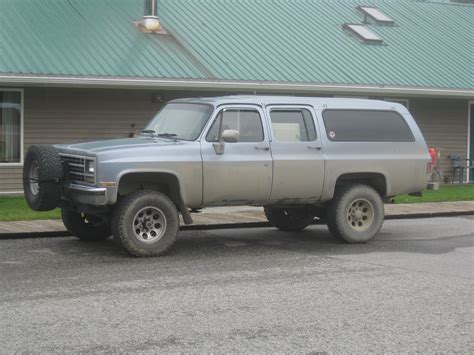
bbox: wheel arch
[333,172,389,198]
[116,171,193,224]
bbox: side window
[322,109,415,142]
[206,108,264,142]
[269,109,317,142]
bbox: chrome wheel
[28,160,40,196]
[347,198,374,232]
[132,206,167,243]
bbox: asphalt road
[1,217,473,353]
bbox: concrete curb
[1,210,473,240]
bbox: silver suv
[23,96,430,257]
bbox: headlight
[85,160,95,174]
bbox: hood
[55,137,178,155]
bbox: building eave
[1,74,473,99]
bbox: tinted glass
[322,110,414,142]
[206,109,264,142]
[270,109,316,142]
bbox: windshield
[142,103,213,141]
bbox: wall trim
[0,88,24,167]
[0,191,23,196]
[468,101,473,182]
[1,75,473,98]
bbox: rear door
[266,105,325,201]
[201,105,273,205]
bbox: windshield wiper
[140,130,179,141]
[157,133,179,141]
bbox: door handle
[307,145,322,150]
[255,145,270,151]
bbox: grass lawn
[393,184,474,204]
[0,197,61,222]
[0,185,473,222]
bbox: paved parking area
[0,216,473,353]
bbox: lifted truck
[23,96,430,257]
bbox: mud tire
[23,145,63,211]
[112,190,179,257]
[327,184,384,243]
[61,208,111,241]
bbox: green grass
[0,197,61,222]
[394,184,474,204]
[0,185,473,221]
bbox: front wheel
[327,184,384,243]
[264,206,314,232]
[111,190,179,257]
[61,208,111,241]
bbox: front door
[266,105,325,202]
[201,105,273,205]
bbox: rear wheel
[327,184,384,243]
[61,208,111,241]
[112,190,179,257]
[264,206,314,232]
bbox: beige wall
[409,98,469,182]
[0,87,470,193]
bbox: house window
[0,90,22,164]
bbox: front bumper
[65,184,107,206]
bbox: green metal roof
[0,0,473,91]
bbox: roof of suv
[171,95,408,112]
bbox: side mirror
[222,129,239,143]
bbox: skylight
[343,24,383,44]
[358,6,395,25]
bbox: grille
[60,154,95,184]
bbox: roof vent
[342,23,384,44]
[357,6,395,25]
[143,0,161,32]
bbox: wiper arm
[141,129,156,135]
[156,133,180,141]
[140,130,179,141]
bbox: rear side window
[322,109,415,142]
[269,109,317,142]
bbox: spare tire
[23,145,63,211]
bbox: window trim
[0,88,24,166]
[205,106,265,143]
[322,108,415,142]
[357,6,395,26]
[342,23,384,45]
[383,98,409,109]
[268,107,318,143]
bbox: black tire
[111,190,179,257]
[327,184,384,243]
[23,145,63,211]
[264,206,314,232]
[61,208,111,241]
